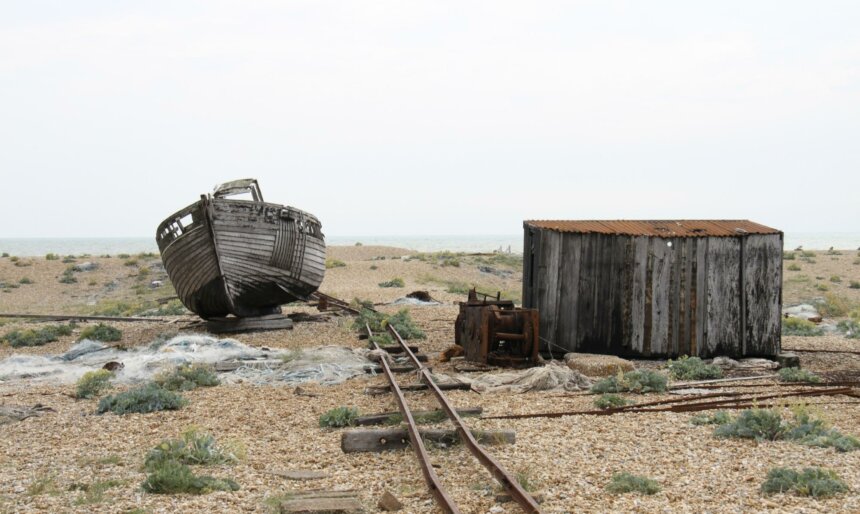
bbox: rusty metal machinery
[455,289,539,367]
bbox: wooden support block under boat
[206,314,294,333]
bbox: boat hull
[156,196,325,319]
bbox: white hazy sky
[1,1,858,238]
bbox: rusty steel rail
[367,324,459,514]
[386,324,543,514]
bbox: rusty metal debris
[455,289,540,367]
[484,387,856,420]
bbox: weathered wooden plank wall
[524,227,782,358]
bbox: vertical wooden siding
[527,228,781,358]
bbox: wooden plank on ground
[341,428,515,453]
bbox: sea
[0,233,858,257]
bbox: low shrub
[605,472,661,495]
[45,253,59,260]
[97,384,187,415]
[761,467,848,498]
[319,406,359,428]
[59,268,77,284]
[817,294,853,317]
[154,363,220,391]
[70,479,123,505]
[78,323,122,342]
[594,394,629,410]
[75,370,114,399]
[591,369,667,394]
[782,317,824,336]
[715,408,786,441]
[62,255,76,263]
[816,284,829,292]
[787,263,801,271]
[849,280,860,289]
[325,258,346,269]
[124,258,139,267]
[837,319,860,338]
[145,428,239,469]
[690,411,732,426]
[141,460,239,495]
[778,367,822,383]
[667,356,723,380]
[2,324,73,347]
[714,407,860,452]
[18,277,33,284]
[830,275,842,283]
[0,252,8,258]
[378,277,405,288]
[783,252,796,260]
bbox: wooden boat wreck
[156,179,326,319]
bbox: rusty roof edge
[523,219,782,237]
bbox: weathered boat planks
[156,179,326,319]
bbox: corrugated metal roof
[523,220,781,237]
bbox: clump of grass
[351,308,425,339]
[2,324,73,347]
[18,277,33,284]
[761,467,848,498]
[667,356,723,380]
[141,460,239,495]
[319,406,359,428]
[591,369,667,394]
[124,258,139,267]
[70,479,124,505]
[145,428,240,469]
[325,258,346,269]
[830,275,842,283]
[0,252,8,258]
[378,277,405,288]
[26,474,59,496]
[154,364,220,391]
[61,255,76,263]
[75,369,114,399]
[369,333,394,346]
[778,367,822,383]
[715,408,786,441]
[782,317,824,336]
[817,294,854,317]
[837,319,860,338]
[594,394,629,410]
[816,284,829,292]
[605,472,661,495]
[145,299,188,316]
[787,263,801,271]
[849,280,860,289]
[117,253,131,259]
[369,264,378,270]
[783,252,796,260]
[13,258,32,267]
[45,253,59,260]
[690,411,732,425]
[97,384,187,415]
[79,323,122,342]
[59,267,77,284]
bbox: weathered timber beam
[341,428,515,453]
[355,407,483,426]
[364,382,471,395]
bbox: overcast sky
[1,1,858,238]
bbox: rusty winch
[454,289,539,367]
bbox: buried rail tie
[0,313,168,323]
[367,324,460,514]
[484,387,855,420]
[387,324,542,514]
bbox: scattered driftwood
[355,407,483,426]
[270,489,362,513]
[364,382,471,395]
[0,404,55,425]
[206,314,294,334]
[0,313,167,323]
[341,428,515,453]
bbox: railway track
[367,322,542,513]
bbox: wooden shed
[522,220,783,359]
